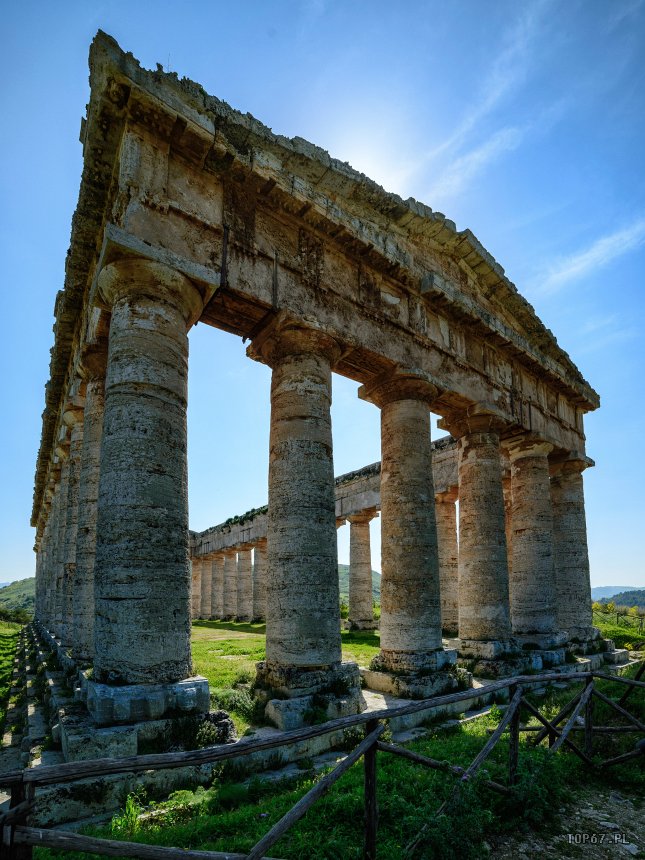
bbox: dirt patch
[490,784,644,858]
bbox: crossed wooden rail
[1,668,643,860]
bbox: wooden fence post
[363,719,379,860]
[508,683,521,786]
[584,676,594,759]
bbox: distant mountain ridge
[591,585,641,600]
[598,588,645,608]
[338,564,380,602]
[0,577,35,613]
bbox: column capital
[439,403,508,438]
[358,367,440,408]
[97,257,204,327]
[80,339,109,381]
[347,509,377,525]
[504,434,553,462]
[550,454,594,477]
[435,487,458,504]
[247,310,342,367]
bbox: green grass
[29,633,645,859]
[30,696,601,860]
[592,611,645,649]
[0,620,21,738]
[340,628,380,667]
[190,622,382,733]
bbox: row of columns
[33,255,595,720]
[189,541,267,622]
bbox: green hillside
[0,577,35,615]
[600,588,645,608]
[338,564,380,602]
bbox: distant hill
[591,585,639,600]
[599,588,645,608]
[338,564,380,603]
[0,577,35,614]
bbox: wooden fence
[592,608,645,633]
[1,667,644,860]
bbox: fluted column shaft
[435,492,459,635]
[53,455,70,639]
[252,540,267,621]
[249,321,342,669]
[236,549,253,622]
[360,372,444,671]
[347,513,376,629]
[191,559,203,619]
[507,438,558,637]
[455,424,512,646]
[200,556,212,619]
[61,406,84,652]
[94,258,203,684]
[73,357,106,663]
[551,460,595,639]
[223,550,238,618]
[211,555,225,619]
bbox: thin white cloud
[535,218,645,295]
[577,325,638,356]
[425,126,524,204]
[424,0,551,162]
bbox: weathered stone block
[361,668,460,699]
[62,722,138,761]
[86,676,210,726]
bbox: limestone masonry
[31,31,609,748]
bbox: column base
[254,661,365,731]
[82,674,210,726]
[565,626,602,647]
[458,639,519,660]
[347,619,379,631]
[514,631,568,649]
[361,648,465,699]
[371,647,457,674]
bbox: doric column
[211,554,225,619]
[347,512,377,630]
[200,556,213,620]
[252,540,267,621]
[445,410,514,658]
[551,458,597,641]
[93,257,203,686]
[248,318,343,672]
[191,558,203,619]
[236,549,253,622]
[43,473,59,630]
[61,397,85,653]
[73,342,107,663]
[359,370,454,677]
[222,550,238,619]
[53,442,70,640]
[506,436,561,645]
[435,490,458,636]
[502,476,513,582]
[36,490,53,626]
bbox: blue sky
[1,0,644,588]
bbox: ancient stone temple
[32,32,602,747]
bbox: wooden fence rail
[1,668,643,860]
